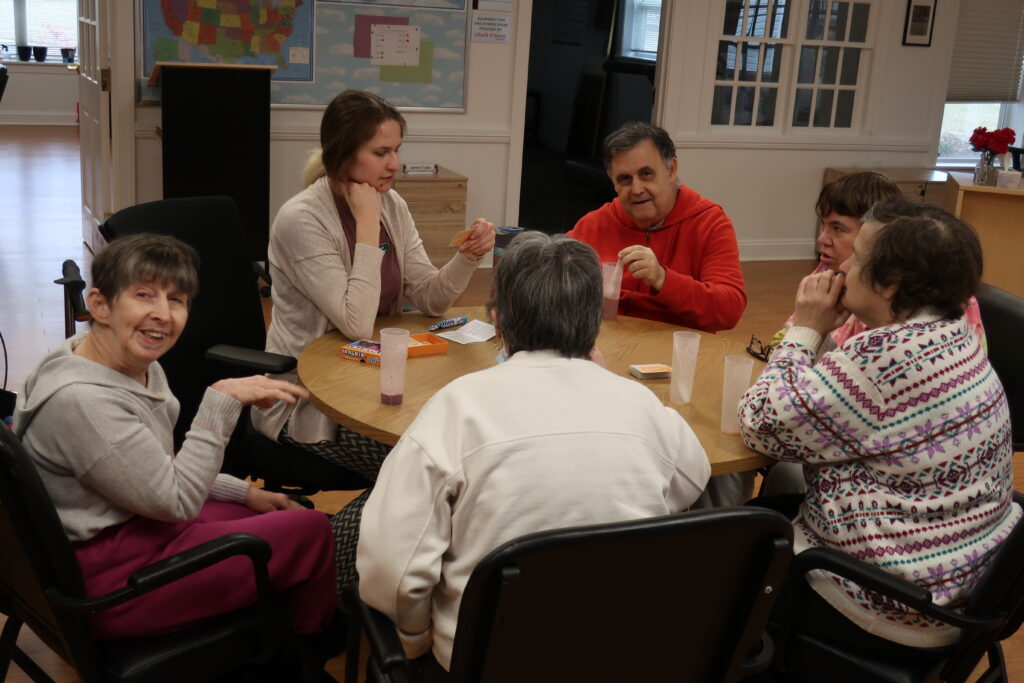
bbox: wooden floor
[0,126,1021,681]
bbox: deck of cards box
[339,334,448,364]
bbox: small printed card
[448,229,474,246]
[437,319,496,345]
[402,162,439,175]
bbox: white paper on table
[437,319,495,344]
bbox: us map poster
[140,0,469,109]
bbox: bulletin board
[139,0,470,110]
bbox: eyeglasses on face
[746,335,775,362]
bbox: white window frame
[620,0,662,62]
[936,102,1012,165]
[706,0,875,135]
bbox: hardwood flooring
[0,126,1021,682]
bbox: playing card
[449,229,473,246]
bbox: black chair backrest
[100,197,267,448]
[448,507,793,683]
[945,491,1024,681]
[976,283,1024,450]
[0,426,102,681]
[0,64,8,104]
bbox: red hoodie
[567,184,746,332]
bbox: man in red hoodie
[567,122,746,332]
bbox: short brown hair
[816,171,903,220]
[861,201,982,320]
[320,90,406,181]
[92,233,199,304]
[602,122,676,170]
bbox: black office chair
[772,491,1024,683]
[96,196,370,494]
[345,507,794,683]
[0,64,8,106]
[976,283,1024,451]
[0,423,317,683]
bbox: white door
[77,0,111,253]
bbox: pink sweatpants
[73,502,336,638]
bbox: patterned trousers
[279,423,390,598]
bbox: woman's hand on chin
[793,270,849,336]
[211,376,309,409]
[244,487,306,513]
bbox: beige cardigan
[253,176,480,444]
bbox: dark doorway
[518,0,659,234]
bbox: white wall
[6,0,963,262]
[0,62,78,126]
[655,0,960,260]
[131,1,533,232]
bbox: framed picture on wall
[902,0,937,47]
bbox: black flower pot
[32,46,47,62]
[60,47,76,63]
[16,45,31,61]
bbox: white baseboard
[738,239,816,261]
[0,112,78,126]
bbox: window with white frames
[621,0,662,61]
[0,0,77,61]
[711,0,872,130]
[937,103,1006,162]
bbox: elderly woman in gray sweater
[14,234,339,665]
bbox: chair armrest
[352,586,412,683]
[47,532,273,615]
[205,344,297,374]
[791,548,1005,633]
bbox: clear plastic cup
[601,261,624,321]
[379,328,410,406]
[720,355,754,434]
[669,331,701,405]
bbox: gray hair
[602,121,676,170]
[489,232,601,359]
[92,233,199,304]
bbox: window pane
[818,46,839,84]
[712,86,734,124]
[762,44,782,82]
[757,87,778,125]
[814,89,834,126]
[806,0,827,40]
[835,90,855,127]
[839,47,860,85]
[723,0,745,35]
[827,1,849,41]
[769,0,790,38]
[747,0,771,37]
[938,102,1002,159]
[627,0,662,54]
[735,86,756,124]
[793,88,813,126]
[26,0,77,47]
[0,0,14,47]
[798,46,817,83]
[849,3,869,42]
[716,41,738,80]
[740,43,761,81]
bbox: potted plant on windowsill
[969,126,1016,187]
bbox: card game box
[339,334,448,364]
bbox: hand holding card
[457,218,496,257]
[449,229,473,247]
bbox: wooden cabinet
[392,166,468,267]
[946,172,1024,298]
[822,168,949,206]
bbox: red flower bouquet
[969,126,1016,155]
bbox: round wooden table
[298,307,772,475]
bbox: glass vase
[974,151,997,186]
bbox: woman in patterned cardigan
[740,201,1020,651]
